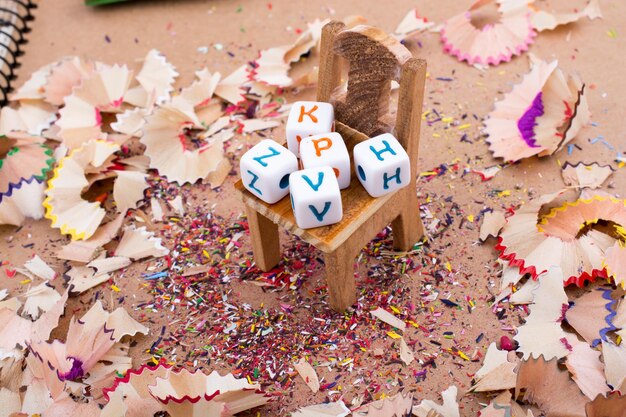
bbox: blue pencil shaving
[143,271,168,280]
[590,135,604,144]
[602,140,615,150]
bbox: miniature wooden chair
[234,21,427,312]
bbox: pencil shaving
[56,64,132,149]
[44,140,120,240]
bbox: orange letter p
[312,137,333,157]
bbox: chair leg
[324,245,357,312]
[391,193,424,251]
[245,205,281,271]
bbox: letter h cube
[353,133,411,198]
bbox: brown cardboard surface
[1,0,625,415]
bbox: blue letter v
[302,171,324,191]
[308,201,331,222]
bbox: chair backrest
[316,22,427,175]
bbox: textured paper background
[2,0,625,414]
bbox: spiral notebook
[0,0,35,104]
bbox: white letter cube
[286,101,334,157]
[353,133,410,198]
[299,132,351,189]
[240,139,298,204]
[289,166,343,229]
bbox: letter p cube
[286,101,334,157]
[300,132,351,189]
[240,139,298,204]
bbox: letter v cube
[286,101,334,157]
[289,166,343,229]
[353,133,410,198]
[240,139,298,204]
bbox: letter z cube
[240,139,298,204]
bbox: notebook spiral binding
[0,0,37,105]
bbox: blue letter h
[369,140,396,161]
[383,167,402,190]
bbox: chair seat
[234,174,395,253]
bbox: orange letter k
[298,105,318,123]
